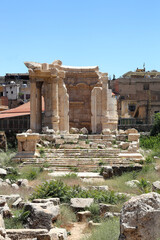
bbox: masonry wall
[64,71,100,131]
[110,77,160,123]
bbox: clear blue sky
[0,0,160,78]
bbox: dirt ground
[68,222,90,240]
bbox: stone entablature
[24,60,118,133]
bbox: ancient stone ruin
[24,60,118,133]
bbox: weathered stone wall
[64,71,99,131]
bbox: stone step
[44,153,119,158]
[44,148,120,153]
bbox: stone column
[30,80,37,132]
[101,73,118,131]
[58,78,69,133]
[36,82,43,133]
[51,77,59,131]
[101,73,108,130]
[91,87,102,133]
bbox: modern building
[109,67,160,128]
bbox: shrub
[0,150,16,167]
[4,167,19,183]
[138,178,151,193]
[151,113,160,136]
[85,203,101,222]
[145,155,154,164]
[39,148,45,157]
[21,167,42,180]
[4,209,30,229]
[30,180,126,205]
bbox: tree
[150,113,160,136]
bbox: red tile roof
[0,98,44,119]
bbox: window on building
[143,84,149,90]
[11,91,13,94]
[0,92,3,97]
[128,104,136,112]
[6,91,8,94]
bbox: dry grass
[0,186,34,201]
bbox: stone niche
[24,60,118,134]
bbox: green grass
[55,205,76,228]
[4,209,29,229]
[85,203,101,223]
[82,218,120,240]
[0,149,16,166]
[20,166,43,180]
[105,160,160,195]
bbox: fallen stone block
[32,198,60,206]
[24,202,60,230]
[6,229,48,240]
[119,192,160,240]
[99,203,118,214]
[77,211,91,222]
[128,133,140,142]
[70,198,94,210]
[152,181,160,192]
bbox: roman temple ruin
[24,60,118,134]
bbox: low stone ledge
[6,229,48,240]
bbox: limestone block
[70,198,94,209]
[99,203,118,214]
[102,166,113,179]
[11,184,19,190]
[128,133,140,142]
[48,227,67,240]
[17,179,29,187]
[32,198,60,206]
[55,139,65,145]
[119,142,129,150]
[11,198,23,209]
[88,221,101,228]
[102,128,111,135]
[7,229,48,240]
[152,181,160,192]
[15,133,40,159]
[119,192,160,240]
[24,202,60,230]
[80,127,88,135]
[0,203,12,218]
[92,186,109,191]
[116,134,127,141]
[0,198,6,208]
[119,129,125,135]
[0,195,20,204]
[104,212,120,218]
[0,169,7,178]
[77,211,91,222]
[125,180,140,188]
[125,128,138,135]
[70,128,79,134]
